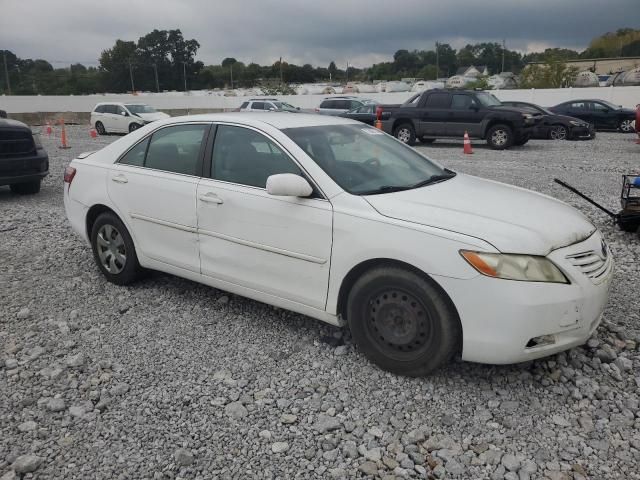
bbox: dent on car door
[196,124,333,309]
[107,123,211,272]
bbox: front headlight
[460,250,569,283]
[32,133,43,149]
[569,120,584,127]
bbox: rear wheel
[486,124,513,150]
[394,123,416,146]
[10,180,41,195]
[128,123,142,133]
[619,119,635,133]
[95,121,106,135]
[347,266,461,376]
[549,125,568,140]
[90,212,142,285]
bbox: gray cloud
[1,0,638,68]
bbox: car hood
[364,173,595,255]
[134,112,170,121]
[489,105,537,115]
[0,117,30,131]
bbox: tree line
[1,28,639,95]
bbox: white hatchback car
[64,113,613,376]
[91,102,170,135]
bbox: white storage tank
[573,71,599,87]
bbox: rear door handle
[111,174,128,184]
[199,192,224,204]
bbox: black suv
[381,89,542,149]
[0,115,49,194]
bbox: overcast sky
[1,0,639,68]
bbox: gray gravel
[1,126,639,479]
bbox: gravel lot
[1,125,639,480]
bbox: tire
[10,180,41,195]
[394,123,416,146]
[346,266,461,376]
[90,212,142,285]
[486,124,513,150]
[95,121,106,135]
[128,123,142,133]
[421,138,436,144]
[549,125,568,140]
[619,119,635,133]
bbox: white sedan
[63,113,613,376]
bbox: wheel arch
[483,118,514,138]
[392,118,415,132]
[85,204,119,240]
[336,258,462,345]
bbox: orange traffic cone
[374,119,383,130]
[59,119,71,149]
[463,131,473,154]
[90,128,97,138]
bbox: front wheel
[549,125,568,140]
[486,124,513,150]
[347,266,461,376]
[10,180,41,195]
[90,212,142,285]
[95,121,106,135]
[619,119,635,133]
[394,123,416,146]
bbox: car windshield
[125,104,157,114]
[272,102,298,111]
[282,124,453,195]
[475,92,502,107]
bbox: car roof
[248,98,278,101]
[156,112,358,130]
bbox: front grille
[0,130,35,158]
[566,249,611,283]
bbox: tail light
[64,166,76,185]
[314,108,320,112]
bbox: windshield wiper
[358,171,456,196]
[410,171,457,188]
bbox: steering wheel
[364,157,381,169]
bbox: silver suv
[238,99,300,112]
[315,96,375,115]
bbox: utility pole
[153,63,160,92]
[279,57,283,85]
[128,60,135,92]
[3,51,11,95]
[346,61,349,83]
[501,39,506,73]
[435,42,439,80]
[230,64,233,89]
[183,62,187,91]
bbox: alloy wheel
[491,129,508,146]
[620,120,634,133]
[96,224,127,274]
[396,128,411,143]
[550,126,567,140]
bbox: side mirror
[121,111,127,116]
[296,107,300,110]
[268,107,276,111]
[266,174,313,197]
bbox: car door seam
[130,212,197,233]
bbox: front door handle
[199,192,224,204]
[111,174,128,184]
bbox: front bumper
[0,150,49,186]
[436,231,613,364]
[569,124,595,140]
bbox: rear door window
[144,124,208,176]
[451,95,473,109]
[251,102,265,110]
[569,102,587,110]
[424,93,451,108]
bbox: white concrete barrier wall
[2,86,639,113]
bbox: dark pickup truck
[0,114,49,194]
[380,89,543,149]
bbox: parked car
[1,116,48,194]
[64,113,611,376]
[238,99,300,112]
[315,96,376,115]
[91,103,170,135]
[380,89,542,149]
[0,109,7,119]
[502,101,594,140]
[338,102,377,125]
[549,100,636,133]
